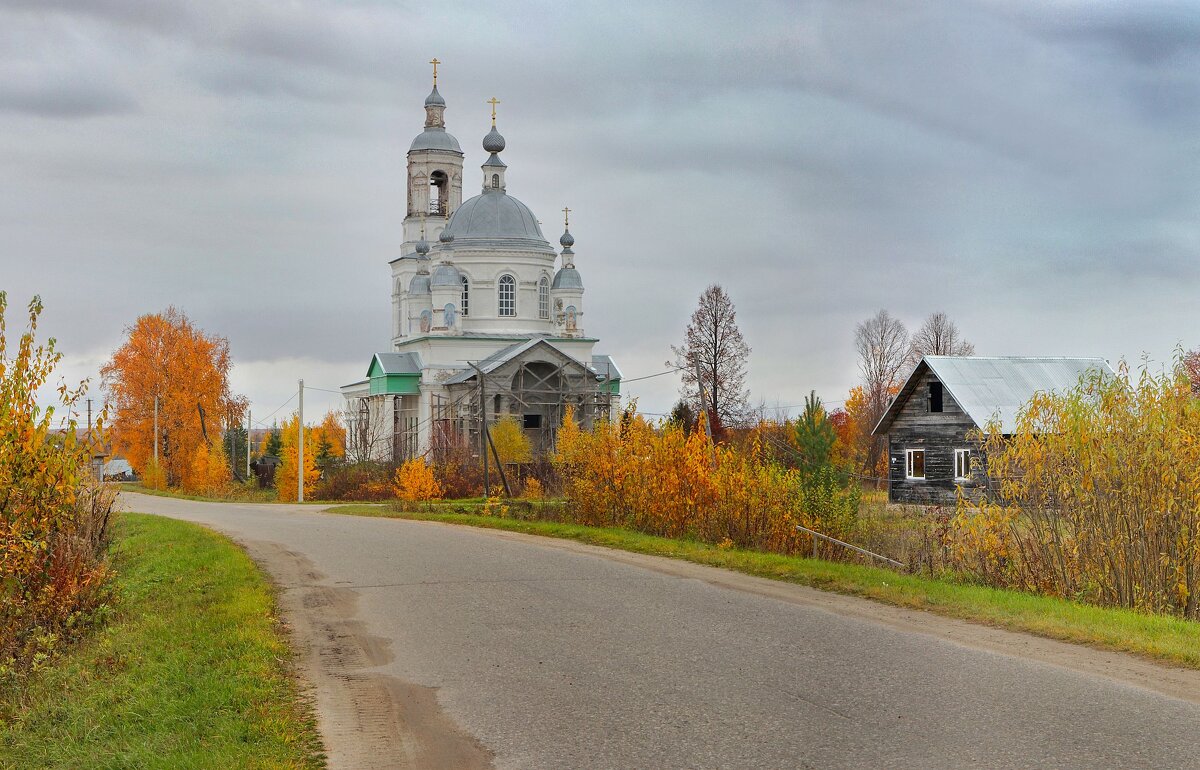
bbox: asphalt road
[121,492,1200,770]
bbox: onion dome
[559,228,574,249]
[439,229,454,244]
[430,263,462,287]
[409,273,431,294]
[551,267,583,290]
[425,85,446,107]
[483,126,506,154]
[415,237,430,256]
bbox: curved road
[121,492,1200,769]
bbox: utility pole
[468,362,489,497]
[153,394,159,465]
[297,379,305,503]
[246,408,252,480]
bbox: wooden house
[871,356,1114,506]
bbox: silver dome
[439,229,454,243]
[424,85,445,107]
[415,237,430,255]
[483,126,505,153]
[409,127,462,153]
[409,274,431,294]
[551,267,583,290]
[559,228,574,248]
[443,191,548,243]
[430,263,462,287]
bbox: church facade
[341,67,620,461]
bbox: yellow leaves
[276,414,320,503]
[490,416,532,466]
[393,458,443,502]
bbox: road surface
[120,492,1200,769]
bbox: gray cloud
[2,0,1198,420]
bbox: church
[341,62,621,461]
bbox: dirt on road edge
[240,539,494,770]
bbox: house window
[498,274,516,316]
[538,276,549,319]
[929,381,944,413]
[461,275,470,316]
[955,449,972,481]
[906,449,925,480]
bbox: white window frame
[905,449,926,480]
[498,274,516,317]
[461,275,470,316]
[538,276,550,319]
[954,449,972,481]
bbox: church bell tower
[404,58,464,251]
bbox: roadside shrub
[0,294,115,690]
[431,441,484,499]
[951,361,1200,619]
[393,458,443,503]
[313,461,395,501]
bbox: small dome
[552,267,583,290]
[409,274,431,294]
[415,237,430,256]
[559,228,574,249]
[483,126,505,153]
[430,263,462,287]
[424,85,445,107]
[409,128,462,153]
[439,229,454,243]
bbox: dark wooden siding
[885,369,988,506]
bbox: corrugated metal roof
[874,356,1115,435]
[370,352,423,376]
[589,355,623,381]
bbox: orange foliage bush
[1,294,114,689]
[393,458,443,503]
[553,407,817,553]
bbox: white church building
[342,66,621,461]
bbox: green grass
[323,506,1200,671]
[0,513,325,769]
[117,481,384,506]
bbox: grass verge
[0,513,325,769]
[324,506,1200,671]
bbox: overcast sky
[3,0,1199,425]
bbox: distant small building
[872,356,1114,506]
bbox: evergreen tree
[265,427,283,457]
[792,391,835,470]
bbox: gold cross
[487,96,500,125]
[429,58,440,85]
[562,206,571,228]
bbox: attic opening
[429,170,448,215]
[929,381,944,413]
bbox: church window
[429,170,448,215]
[491,174,499,189]
[498,274,516,316]
[461,275,470,316]
[538,277,549,319]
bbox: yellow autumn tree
[276,414,320,502]
[393,458,443,503]
[490,415,532,465]
[181,438,231,495]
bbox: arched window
[498,274,516,317]
[538,276,550,319]
[429,170,448,215]
[460,275,470,316]
[491,174,500,189]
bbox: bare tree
[909,311,975,365]
[854,309,909,478]
[669,284,751,432]
[1183,347,1200,396]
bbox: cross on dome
[487,96,500,126]
[429,57,440,85]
